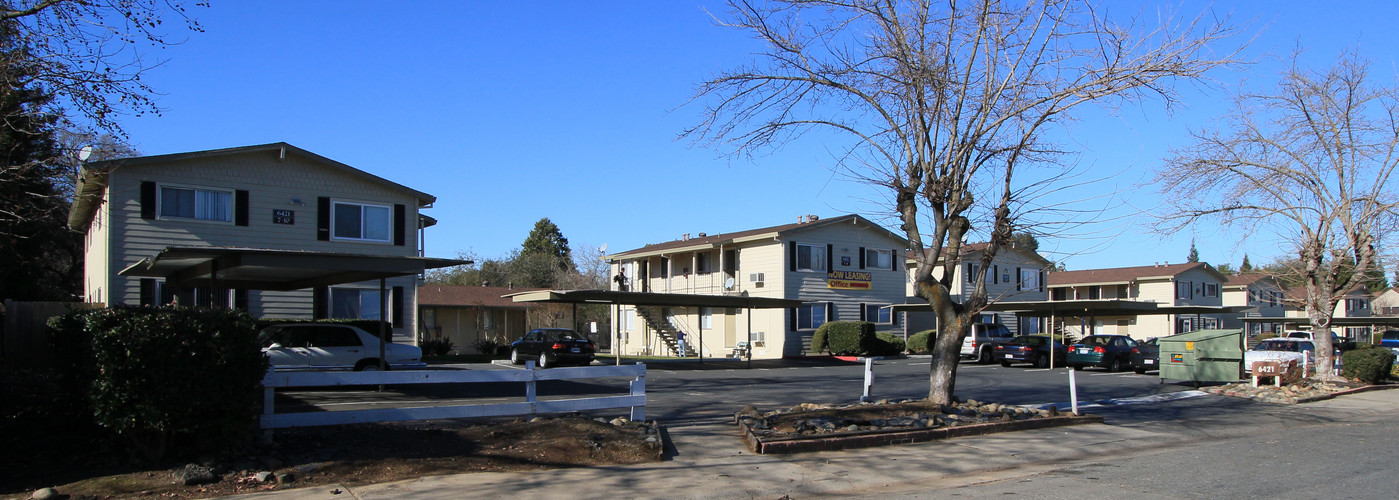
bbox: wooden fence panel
[2,300,103,368]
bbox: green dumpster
[1158,329,1245,384]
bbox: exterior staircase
[636,306,698,357]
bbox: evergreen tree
[1240,254,1253,273]
[1010,233,1039,252]
[520,218,573,272]
[0,21,81,300]
[1186,239,1200,263]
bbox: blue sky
[114,1,1399,271]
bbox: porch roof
[504,289,802,309]
[118,246,467,291]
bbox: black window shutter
[393,204,407,246]
[392,286,405,327]
[826,302,835,321]
[788,242,797,272]
[993,265,999,284]
[139,278,156,306]
[859,303,867,321]
[826,244,833,271]
[787,307,796,331]
[235,289,249,310]
[312,286,328,319]
[140,181,156,220]
[858,247,866,269]
[235,190,250,226]
[1039,270,1045,292]
[891,249,898,272]
[893,310,901,326]
[1017,267,1023,289]
[317,197,331,241]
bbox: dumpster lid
[1158,329,1243,343]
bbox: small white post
[1069,367,1079,415]
[861,357,875,402]
[525,360,537,415]
[1303,351,1310,378]
[630,363,647,421]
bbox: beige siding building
[903,243,1054,335]
[605,214,908,359]
[1046,262,1229,340]
[67,143,439,343]
[1283,287,1373,339]
[1221,273,1288,337]
[418,285,536,354]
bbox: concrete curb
[1294,381,1399,404]
[738,414,1103,454]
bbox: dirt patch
[1,370,660,500]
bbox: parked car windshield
[1253,339,1312,352]
[1080,336,1113,346]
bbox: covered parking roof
[1242,316,1399,328]
[504,289,802,309]
[118,246,468,291]
[888,300,1253,316]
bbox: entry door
[724,308,737,347]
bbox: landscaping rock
[30,487,59,500]
[255,471,275,483]
[174,464,219,486]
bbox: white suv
[960,323,1015,364]
[259,324,425,371]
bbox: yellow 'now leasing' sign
[827,271,872,290]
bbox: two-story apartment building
[1221,273,1288,337]
[1045,262,1229,340]
[604,214,907,359]
[903,243,1053,335]
[67,143,445,343]
[1283,286,1373,339]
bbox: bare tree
[1157,51,1399,379]
[686,0,1243,404]
[2,0,207,136]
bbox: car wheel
[1072,365,1083,371]
[538,353,552,369]
[1134,366,1147,374]
[1108,357,1124,372]
[1034,353,1049,369]
[978,347,992,364]
[1001,361,1012,367]
[510,349,522,365]
[355,359,383,371]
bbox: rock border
[736,412,1103,454]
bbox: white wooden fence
[260,362,646,434]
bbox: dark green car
[1067,335,1138,372]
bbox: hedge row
[810,321,903,356]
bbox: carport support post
[378,278,387,372]
[746,307,753,369]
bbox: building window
[865,304,892,324]
[1202,283,1219,298]
[1018,269,1040,291]
[330,287,384,320]
[1051,288,1067,301]
[1086,286,1101,300]
[796,244,826,272]
[332,202,391,242]
[1346,298,1368,313]
[159,185,232,222]
[1203,317,1219,329]
[700,307,713,329]
[696,252,712,274]
[796,303,828,330]
[1176,281,1192,300]
[482,309,496,330]
[865,249,892,270]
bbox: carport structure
[504,289,801,367]
[1240,316,1399,340]
[890,300,1253,336]
[119,245,468,369]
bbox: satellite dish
[599,243,608,253]
[77,145,94,162]
[723,277,735,290]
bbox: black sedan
[992,335,1067,368]
[1129,337,1160,374]
[1067,334,1138,372]
[509,328,596,368]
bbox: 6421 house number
[273,209,295,224]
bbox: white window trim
[865,249,892,270]
[1176,281,1192,300]
[331,200,393,243]
[796,302,829,330]
[156,183,234,224]
[329,286,390,320]
[865,304,893,324]
[796,243,826,272]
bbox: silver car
[1243,338,1315,375]
[259,324,425,371]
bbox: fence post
[262,366,276,439]
[630,363,646,421]
[525,360,538,415]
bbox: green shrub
[811,322,833,354]
[421,337,455,356]
[872,332,906,356]
[823,321,876,356]
[470,338,500,356]
[49,306,267,459]
[907,330,936,354]
[1341,344,1395,384]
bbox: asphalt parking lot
[271,356,1206,425]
